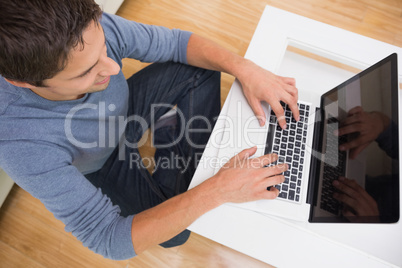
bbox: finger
[278,82,299,122]
[239,146,258,160]
[250,153,279,168]
[249,98,266,127]
[271,102,286,129]
[227,147,257,167]
[262,186,280,199]
[288,100,300,122]
[265,174,285,187]
[280,78,298,97]
[280,76,296,86]
[264,163,288,177]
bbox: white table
[95,0,124,15]
[189,6,402,268]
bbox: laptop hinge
[306,107,323,205]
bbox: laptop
[214,53,399,223]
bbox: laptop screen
[309,53,399,223]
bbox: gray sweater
[0,13,191,260]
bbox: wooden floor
[1,0,401,267]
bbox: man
[0,0,298,260]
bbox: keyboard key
[288,190,295,200]
[297,128,303,135]
[279,191,287,199]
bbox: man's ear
[4,78,34,88]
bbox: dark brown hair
[0,0,102,86]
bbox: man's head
[0,0,120,100]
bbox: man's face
[29,21,121,101]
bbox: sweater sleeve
[101,12,192,64]
[0,141,136,260]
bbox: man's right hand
[212,146,287,204]
[131,146,287,254]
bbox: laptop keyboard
[265,101,310,203]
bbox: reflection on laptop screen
[309,53,399,223]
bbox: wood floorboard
[0,0,401,267]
